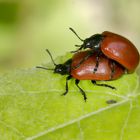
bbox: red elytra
[101,31,140,73]
[71,50,125,80]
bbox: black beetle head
[54,64,68,75]
[83,34,104,50]
[54,59,72,75]
[36,49,71,75]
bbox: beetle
[69,28,140,73]
[36,49,124,101]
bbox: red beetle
[71,50,124,80]
[36,50,124,101]
[70,28,140,73]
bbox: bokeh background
[0,0,140,73]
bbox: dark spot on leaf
[106,99,117,104]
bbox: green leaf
[0,54,139,140]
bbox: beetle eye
[86,42,90,46]
[58,69,62,72]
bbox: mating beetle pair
[37,28,140,101]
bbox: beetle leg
[75,45,81,47]
[61,75,72,96]
[75,79,87,101]
[91,80,116,90]
[110,61,116,79]
[72,51,94,69]
[71,45,83,53]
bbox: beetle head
[54,64,70,75]
[36,49,71,75]
[83,34,103,50]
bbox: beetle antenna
[69,27,84,42]
[75,45,81,47]
[36,66,54,71]
[46,49,57,66]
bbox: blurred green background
[0,0,140,73]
